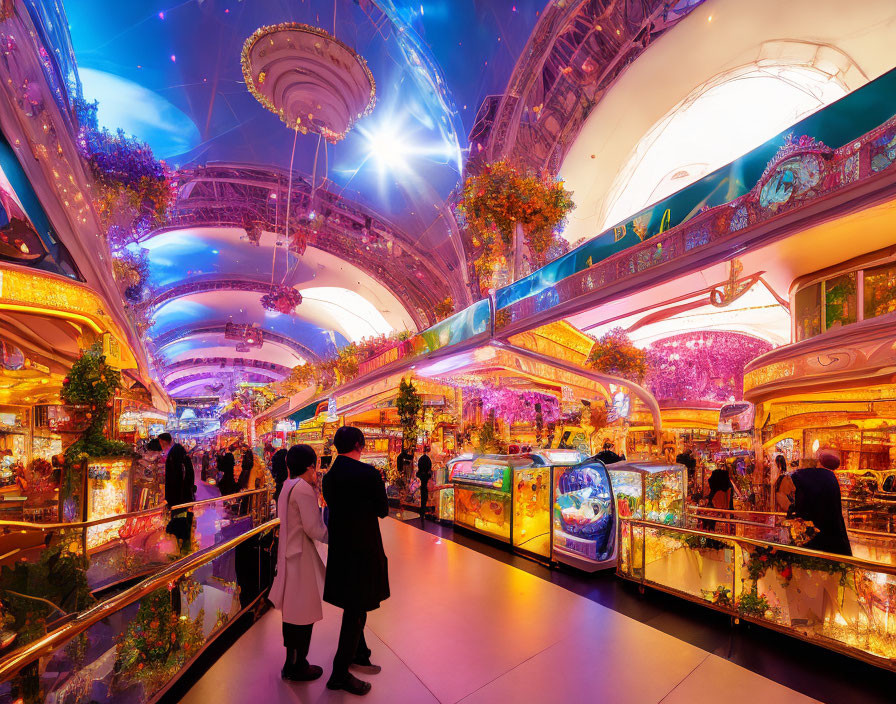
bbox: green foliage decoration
[61,343,132,463]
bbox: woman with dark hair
[269,444,327,682]
[217,452,238,496]
[773,454,795,512]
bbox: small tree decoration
[586,328,648,383]
[458,160,574,292]
[61,342,131,463]
[260,285,303,315]
[476,412,504,454]
[396,378,422,453]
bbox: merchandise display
[607,461,685,526]
[84,458,133,549]
[552,459,616,570]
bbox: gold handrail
[621,518,896,576]
[0,517,280,681]
[687,505,896,539]
[688,505,786,517]
[0,488,271,532]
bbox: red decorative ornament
[260,285,303,315]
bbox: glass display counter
[452,455,516,542]
[617,519,896,673]
[84,458,133,549]
[512,464,551,557]
[607,461,685,526]
[513,450,585,559]
[552,459,616,571]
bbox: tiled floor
[181,518,822,704]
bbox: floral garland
[586,328,647,383]
[268,330,414,399]
[458,160,574,293]
[260,285,303,315]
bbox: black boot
[281,648,296,679]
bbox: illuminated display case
[552,459,616,571]
[452,455,516,542]
[607,461,685,526]
[512,464,551,557]
[84,458,133,549]
[437,486,454,522]
[516,450,586,558]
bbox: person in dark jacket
[788,449,852,556]
[200,451,211,482]
[416,448,433,520]
[238,449,255,489]
[322,426,389,696]
[217,451,238,496]
[595,439,623,465]
[159,433,196,550]
[271,448,288,501]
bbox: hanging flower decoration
[260,285,303,315]
[74,98,174,230]
[464,386,560,425]
[457,160,574,293]
[111,248,150,303]
[644,332,772,403]
[586,328,648,383]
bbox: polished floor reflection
[181,518,819,704]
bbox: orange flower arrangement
[458,160,574,293]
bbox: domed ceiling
[64,0,547,399]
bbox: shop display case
[607,461,685,526]
[552,459,617,571]
[452,455,515,542]
[437,485,454,522]
[512,463,551,557]
[83,458,133,549]
[513,450,585,559]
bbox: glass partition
[0,521,277,704]
[0,487,274,653]
[619,518,896,670]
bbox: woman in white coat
[269,444,328,681]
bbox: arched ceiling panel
[157,337,305,370]
[557,0,896,244]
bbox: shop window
[823,272,857,331]
[794,283,821,341]
[863,262,896,320]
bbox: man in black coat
[322,426,389,696]
[159,433,196,550]
[416,448,433,520]
[788,450,852,556]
